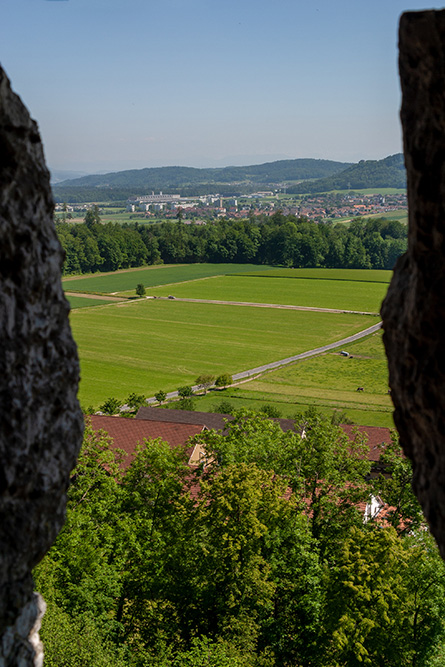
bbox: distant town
[56,189,407,225]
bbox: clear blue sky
[1,0,444,174]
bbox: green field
[62,263,277,294]
[67,264,393,426]
[67,296,121,309]
[231,268,392,282]
[332,188,406,196]
[140,275,388,313]
[186,330,392,427]
[71,299,377,408]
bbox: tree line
[34,410,445,666]
[56,208,407,275]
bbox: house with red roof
[89,413,398,522]
[90,415,206,470]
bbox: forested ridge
[54,158,351,189]
[52,155,404,203]
[57,211,407,276]
[288,154,406,194]
[52,163,350,203]
[35,411,445,666]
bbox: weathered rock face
[381,10,445,559]
[0,66,83,664]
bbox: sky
[1,0,444,175]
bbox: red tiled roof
[90,415,205,469]
[135,406,231,430]
[136,407,297,433]
[340,424,393,462]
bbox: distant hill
[50,169,89,184]
[288,154,406,193]
[52,158,352,202]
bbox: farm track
[157,296,379,316]
[66,293,380,315]
[65,292,127,302]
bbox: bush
[178,385,193,399]
[215,373,233,388]
[155,389,167,405]
[99,397,122,415]
[260,404,282,418]
[126,392,146,410]
[215,400,234,414]
[176,397,195,411]
[195,374,215,394]
[135,283,146,296]
[331,409,353,425]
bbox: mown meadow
[140,274,388,313]
[194,329,392,427]
[63,262,277,293]
[65,264,392,425]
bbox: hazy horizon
[2,1,443,174]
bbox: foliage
[177,397,195,411]
[154,389,167,404]
[135,283,146,296]
[215,373,233,388]
[36,597,131,667]
[126,392,146,410]
[201,409,371,551]
[195,374,215,394]
[260,404,282,418]
[84,205,101,228]
[53,158,351,194]
[321,527,445,667]
[56,212,406,277]
[34,412,445,667]
[99,396,122,415]
[289,153,406,194]
[371,431,424,535]
[177,385,193,398]
[214,400,234,414]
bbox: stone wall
[0,66,83,665]
[382,10,445,559]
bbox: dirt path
[65,292,128,302]
[157,296,379,316]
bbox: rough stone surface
[0,66,84,663]
[381,10,445,559]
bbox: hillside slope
[54,158,351,190]
[288,154,406,193]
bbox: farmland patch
[191,330,392,427]
[62,263,276,294]
[71,299,377,407]
[144,275,388,313]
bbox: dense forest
[35,411,445,666]
[56,210,407,276]
[288,154,406,194]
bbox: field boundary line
[156,296,379,316]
